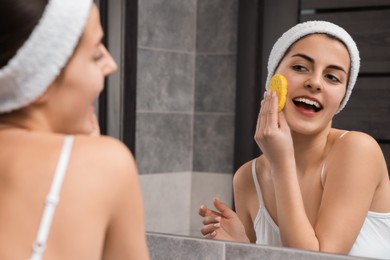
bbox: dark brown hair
[0,0,49,68]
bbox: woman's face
[275,34,350,135]
[48,4,117,134]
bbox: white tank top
[251,158,390,259]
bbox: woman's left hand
[254,91,294,169]
[199,199,249,243]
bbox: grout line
[196,52,236,55]
[194,111,235,116]
[191,0,198,173]
[136,110,235,116]
[136,110,192,115]
[138,46,235,56]
[138,46,192,54]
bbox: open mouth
[293,97,323,112]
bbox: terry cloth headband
[0,0,93,113]
[265,20,360,113]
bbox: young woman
[0,0,149,259]
[199,21,390,259]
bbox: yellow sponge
[269,74,287,111]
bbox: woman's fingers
[201,223,221,236]
[213,198,235,219]
[259,91,271,128]
[203,231,217,239]
[198,205,220,218]
[256,91,277,142]
[199,203,223,238]
[202,215,221,225]
[266,91,279,131]
[199,204,222,228]
[278,108,288,130]
[198,205,208,217]
[261,91,279,129]
[255,92,268,140]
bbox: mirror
[99,0,390,246]
[95,0,236,237]
[136,0,238,237]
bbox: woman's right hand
[254,91,294,170]
[198,198,250,243]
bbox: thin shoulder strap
[251,159,264,205]
[320,161,326,188]
[30,135,74,260]
[320,131,349,187]
[339,131,349,139]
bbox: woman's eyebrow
[327,64,347,74]
[292,53,314,63]
[291,53,347,74]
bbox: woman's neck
[0,108,51,133]
[291,126,332,176]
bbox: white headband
[0,0,93,113]
[265,20,360,113]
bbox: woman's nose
[102,46,118,76]
[304,74,322,92]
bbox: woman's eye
[291,65,307,72]
[94,52,104,61]
[326,74,341,83]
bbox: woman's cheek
[91,73,105,95]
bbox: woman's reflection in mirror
[199,21,390,259]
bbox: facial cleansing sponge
[268,74,287,112]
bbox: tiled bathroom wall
[137,0,238,235]
[147,233,369,260]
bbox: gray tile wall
[140,172,233,236]
[141,173,192,235]
[137,0,238,236]
[148,233,224,260]
[196,0,237,53]
[137,0,238,175]
[137,49,194,112]
[193,0,237,174]
[137,0,196,174]
[138,0,196,52]
[147,233,370,260]
[193,115,235,173]
[136,113,192,173]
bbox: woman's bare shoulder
[335,130,378,146]
[327,130,387,181]
[73,135,134,163]
[73,135,132,156]
[331,131,384,162]
[234,158,254,188]
[69,135,138,184]
[234,155,268,190]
